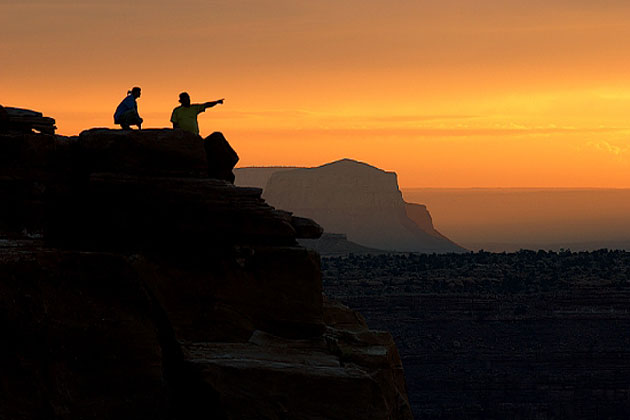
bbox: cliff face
[261,159,464,253]
[0,129,412,419]
[234,166,298,189]
[404,202,451,240]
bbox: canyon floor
[323,251,630,419]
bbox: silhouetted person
[171,92,223,135]
[114,87,143,130]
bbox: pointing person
[114,87,143,130]
[171,92,224,135]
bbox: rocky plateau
[0,127,412,419]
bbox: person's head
[128,87,141,98]
[179,92,191,107]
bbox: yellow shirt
[170,104,205,135]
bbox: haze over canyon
[236,162,630,253]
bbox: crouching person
[114,87,143,130]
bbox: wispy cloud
[218,109,317,119]
[587,140,629,156]
[229,126,627,138]
[219,110,477,122]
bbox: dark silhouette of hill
[256,159,465,253]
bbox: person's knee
[119,109,142,128]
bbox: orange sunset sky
[2,0,630,188]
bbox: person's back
[171,92,223,135]
[171,104,206,135]
[114,95,136,121]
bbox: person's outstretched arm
[203,99,224,109]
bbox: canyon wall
[0,129,412,419]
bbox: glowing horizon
[3,0,630,188]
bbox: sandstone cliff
[234,166,298,189]
[0,129,412,419]
[260,159,465,253]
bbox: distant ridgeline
[235,159,465,255]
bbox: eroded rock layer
[0,129,412,420]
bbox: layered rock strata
[0,105,56,134]
[0,129,412,419]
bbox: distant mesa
[236,159,466,254]
[404,202,453,241]
[233,166,298,189]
